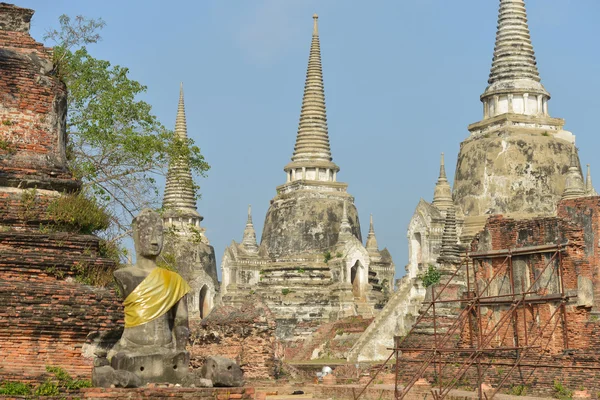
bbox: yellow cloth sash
[123,268,190,328]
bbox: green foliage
[34,380,59,396]
[323,251,332,264]
[542,131,550,137]
[19,188,38,221]
[297,268,305,273]
[0,139,16,154]
[0,381,32,395]
[336,252,343,258]
[44,15,209,254]
[281,288,292,296]
[98,239,126,262]
[44,366,92,392]
[419,264,441,288]
[157,253,177,271]
[553,380,573,400]
[47,192,111,234]
[510,384,528,396]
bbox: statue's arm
[113,270,128,300]
[173,294,190,351]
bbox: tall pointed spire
[438,205,461,265]
[284,14,339,182]
[562,147,585,201]
[366,214,379,253]
[339,200,352,238]
[586,164,598,196]
[162,83,201,220]
[241,205,259,253]
[481,0,550,118]
[432,153,454,211]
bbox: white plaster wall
[498,96,509,115]
[528,96,538,114]
[220,254,230,295]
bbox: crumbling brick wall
[0,3,122,383]
[0,230,123,382]
[394,199,600,396]
[188,298,280,380]
[0,4,77,192]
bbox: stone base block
[111,350,189,384]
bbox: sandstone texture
[454,129,574,218]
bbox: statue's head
[132,209,163,258]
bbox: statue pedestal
[111,347,190,384]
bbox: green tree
[44,16,209,252]
[419,264,441,288]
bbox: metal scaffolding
[353,243,570,400]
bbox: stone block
[200,356,244,387]
[578,276,593,307]
[111,349,190,384]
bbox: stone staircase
[347,275,425,362]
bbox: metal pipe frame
[384,241,570,400]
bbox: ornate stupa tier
[283,15,339,185]
[261,191,361,258]
[438,205,460,265]
[241,205,259,253]
[432,153,453,211]
[481,0,550,119]
[454,0,579,237]
[162,84,202,227]
[562,147,585,201]
[586,165,598,196]
[365,214,379,254]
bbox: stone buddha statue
[107,208,190,384]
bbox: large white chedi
[220,15,395,341]
[348,0,592,362]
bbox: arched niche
[199,285,211,319]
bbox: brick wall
[0,4,77,192]
[188,298,280,380]
[393,198,600,396]
[0,4,124,384]
[0,230,123,382]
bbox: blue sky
[20,1,600,279]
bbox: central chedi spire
[220,13,395,342]
[260,14,361,257]
[284,14,339,184]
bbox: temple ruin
[0,3,122,382]
[4,0,600,397]
[348,0,594,364]
[161,84,219,322]
[220,15,395,341]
